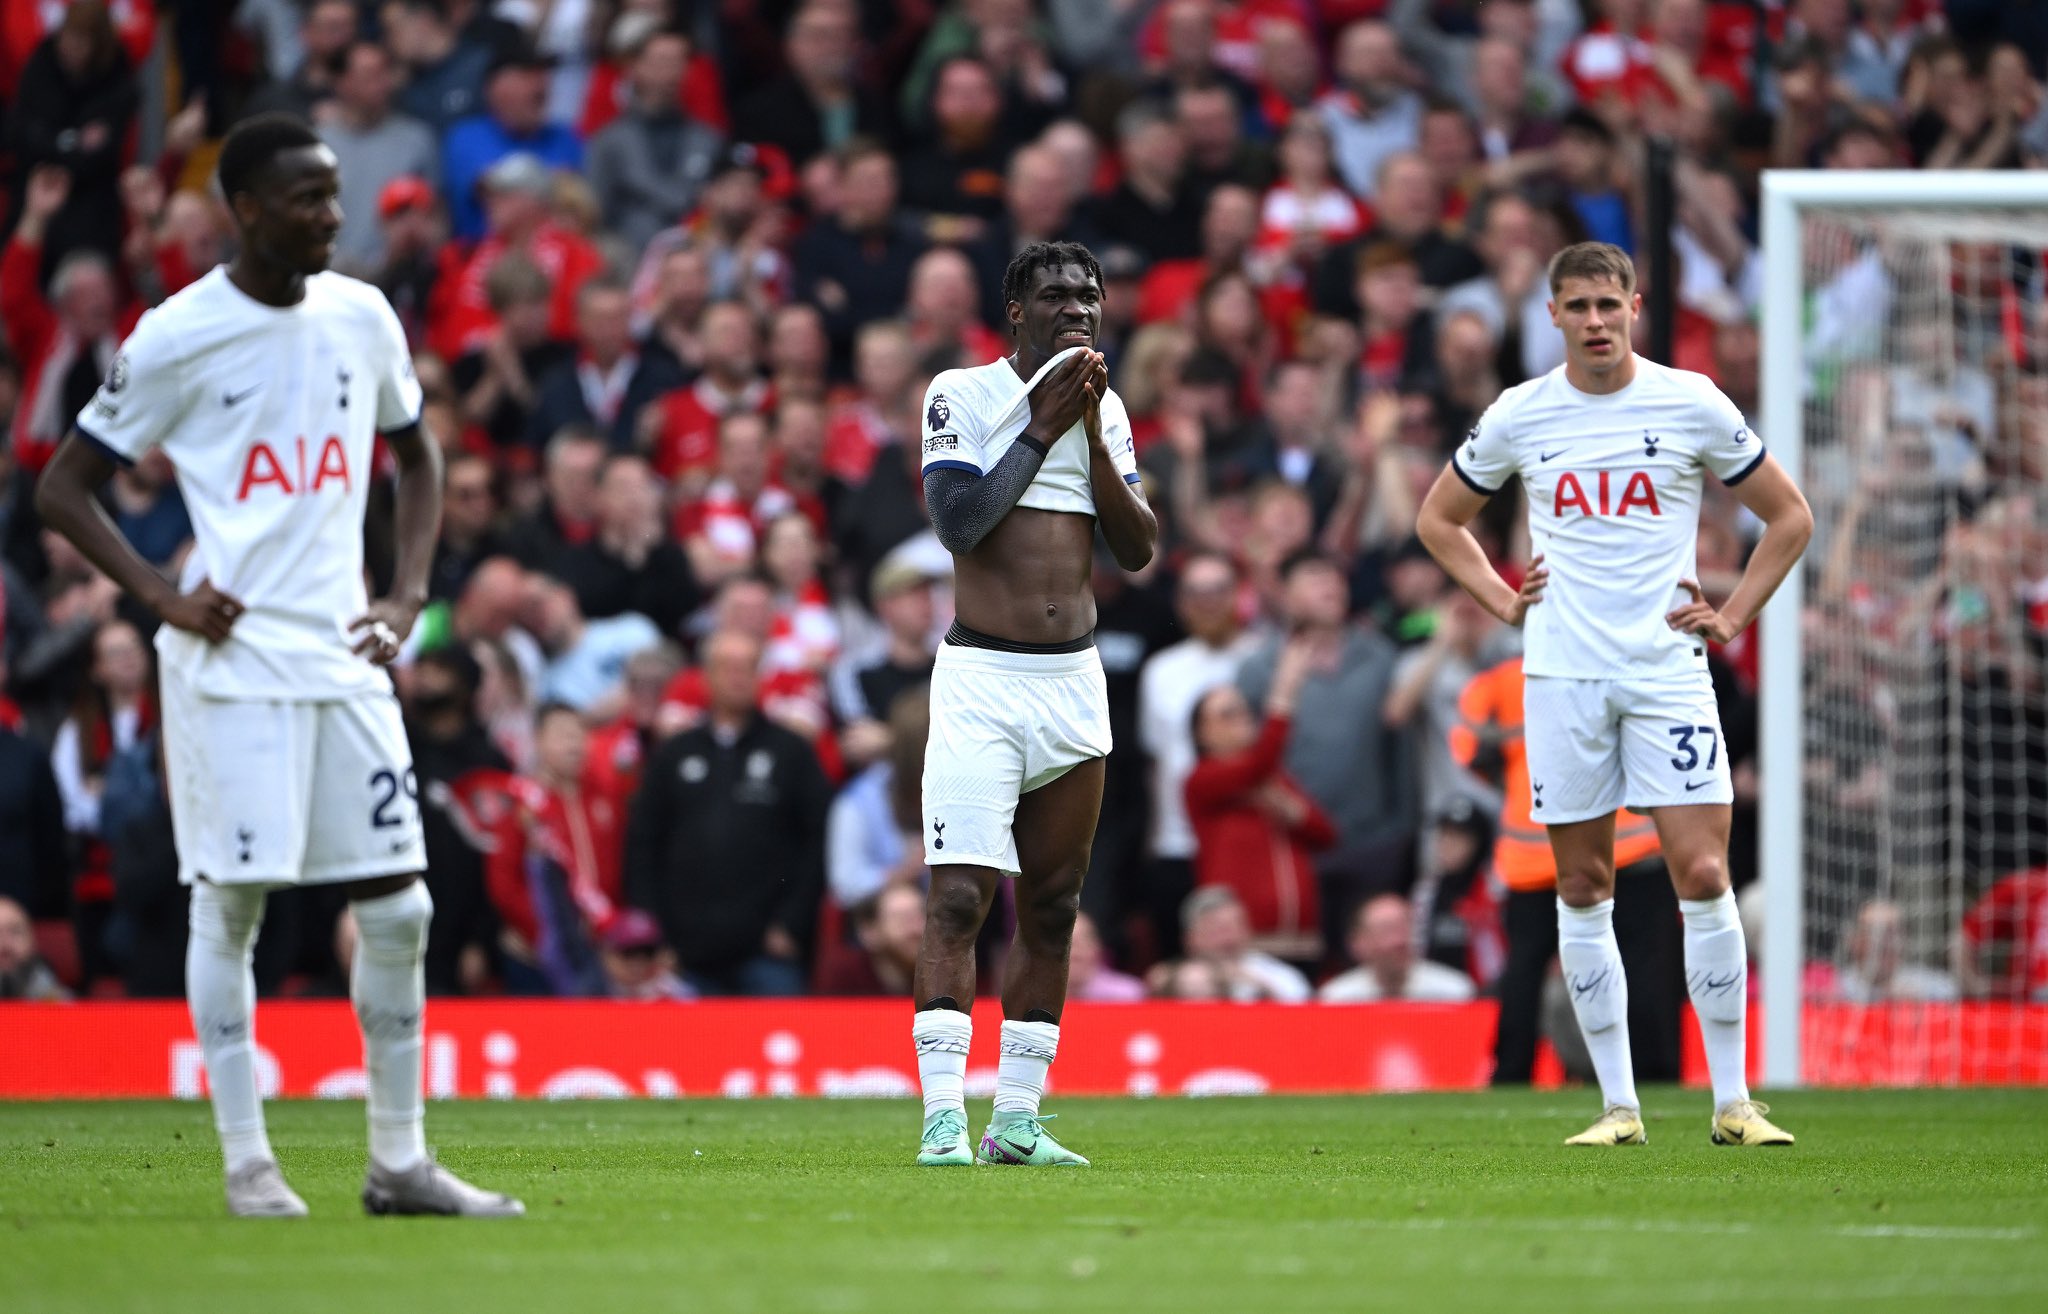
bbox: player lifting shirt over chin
[908,241,1158,1168]
[1415,242,1814,1149]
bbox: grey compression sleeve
[921,433,1050,556]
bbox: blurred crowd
[0,0,2045,1033]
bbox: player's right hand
[1026,350,1098,443]
[1501,555,1548,627]
[159,579,244,643]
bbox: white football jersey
[1452,356,1766,680]
[920,347,1141,516]
[77,267,423,700]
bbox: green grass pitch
[6,1090,2047,1313]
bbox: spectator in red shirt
[658,574,841,778]
[1184,635,1336,962]
[904,246,1008,367]
[1259,114,1372,275]
[651,300,773,487]
[427,151,605,365]
[826,319,918,484]
[1959,866,2048,1002]
[815,882,925,995]
[578,8,729,141]
[3,166,140,471]
[1562,0,1657,112]
[1353,239,1435,394]
[761,511,840,677]
[487,702,625,994]
[677,412,796,588]
[1192,265,1280,411]
[1137,181,1264,327]
[584,644,684,816]
[767,301,832,405]
[1418,98,1483,227]
[768,396,845,537]
[1249,18,1325,131]
[509,426,606,573]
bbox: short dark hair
[217,112,324,206]
[534,700,583,730]
[413,644,482,699]
[1178,347,1239,388]
[1001,240,1103,335]
[1278,546,1342,584]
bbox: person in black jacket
[731,3,891,167]
[4,3,140,279]
[549,453,701,640]
[627,629,831,995]
[792,141,927,371]
[0,717,68,918]
[405,646,509,995]
[522,278,684,452]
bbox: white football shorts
[921,641,1112,875]
[160,659,426,885]
[1522,669,1733,824]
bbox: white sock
[911,1009,972,1120]
[994,1020,1059,1117]
[1557,898,1638,1112]
[351,883,433,1173]
[187,881,274,1174]
[1681,890,1751,1110]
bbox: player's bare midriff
[952,505,1097,644]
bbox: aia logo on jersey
[237,435,351,500]
[1552,469,1662,518]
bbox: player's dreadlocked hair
[217,112,323,207]
[1001,240,1104,337]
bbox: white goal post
[1758,170,2048,1088]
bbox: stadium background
[0,0,2044,1096]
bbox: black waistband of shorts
[944,619,1096,654]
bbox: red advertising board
[0,1000,1505,1100]
[0,1000,2039,1099]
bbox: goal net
[1759,173,2048,1087]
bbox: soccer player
[36,114,523,1217]
[1416,242,1812,1147]
[910,240,1157,1166]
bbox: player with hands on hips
[1415,242,1812,1150]
[36,114,522,1219]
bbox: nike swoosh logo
[1724,1125,1745,1143]
[1538,450,1564,462]
[224,386,260,406]
[1684,780,1714,792]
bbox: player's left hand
[1081,354,1109,447]
[1665,578,1739,644]
[349,598,422,666]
